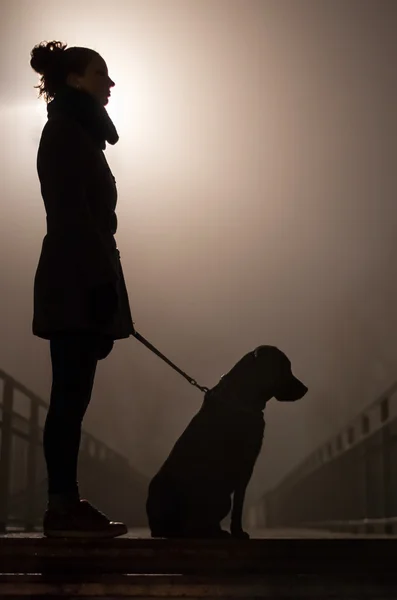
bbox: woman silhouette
[30,40,135,538]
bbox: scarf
[47,84,119,150]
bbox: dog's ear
[252,345,286,393]
[253,345,280,362]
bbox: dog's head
[253,345,308,403]
[207,345,307,412]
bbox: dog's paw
[179,526,231,539]
[231,529,250,540]
[217,529,232,539]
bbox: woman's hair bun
[30,40,67,75]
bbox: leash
[132,330,210,393]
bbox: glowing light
[35,100,47,128]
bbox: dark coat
[32,113,135,341]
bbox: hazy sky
[0,0,396,506]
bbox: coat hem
[32,328,134,341]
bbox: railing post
[381,428,391,522]
[380,398,391,522]
[25,399,39,531]
[362,439,369,520]
[0,378,14,532]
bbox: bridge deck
[1,529,397,598]
[3,525,396,539]
[0,527,362,539]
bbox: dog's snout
[294,380,308,398]
[275,374,308,402]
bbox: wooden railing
[0,367,148,532]
[253,381,397,530]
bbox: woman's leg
[42,332,127,538]
[43,333,98,511]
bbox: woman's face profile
[68,54,115,106]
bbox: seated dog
[146,345,308,539]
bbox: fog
[0,0,396,506]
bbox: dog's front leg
[230,439,263,539]
[230,422,263,540]
[230,480,250,539]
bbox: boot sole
[43,524,128,539]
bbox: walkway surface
[4,526,395,538]
[1,528,397,598]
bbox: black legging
[43,333,111,496]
